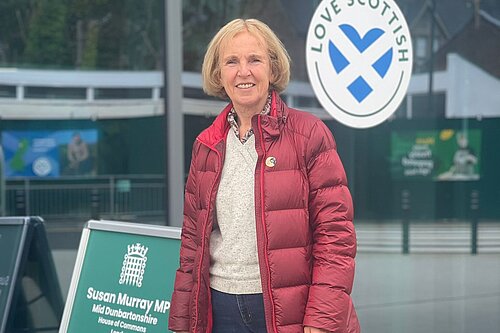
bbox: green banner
[391,129,481,181]
[63,223,180,333]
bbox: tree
[24,0,71,67]
[182,0,242,71]
[0,0,31,65]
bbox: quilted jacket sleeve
[168,142,200,331]
[303,120,359,333]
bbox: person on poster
[438,131,478,180]
[168,19,359,333]
[66,132,90,175]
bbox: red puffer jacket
[168,92,360,333]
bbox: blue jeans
[211,288,267,333]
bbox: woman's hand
[304,326,329,333]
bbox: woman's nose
[237,62,251,76]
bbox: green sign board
[391,129,481,181]
[60,220,181,333]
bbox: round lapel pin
[265,156,277,168]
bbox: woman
[168,18,360,333]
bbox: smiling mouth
[236,83,255,89]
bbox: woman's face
[219,31,272,113]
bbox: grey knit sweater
[209,132,262,294]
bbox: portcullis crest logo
[119,243,149,288]
[306,0,413,128]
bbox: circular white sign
[306,0,413,128]
[33,157,52,176]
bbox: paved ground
[52,249,500,333]
[352,253,500,333]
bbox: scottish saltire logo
[119,243,149,288]
[306,0,413,128]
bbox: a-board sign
[59,220,181,333]
[0,218,25,332]
[0,216,63,333]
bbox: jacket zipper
[257,117,278,333]
[194,144,222,333]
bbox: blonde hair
[202,18,291,99]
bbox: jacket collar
[197,90,288,149]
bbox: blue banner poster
[1,130,98,178]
